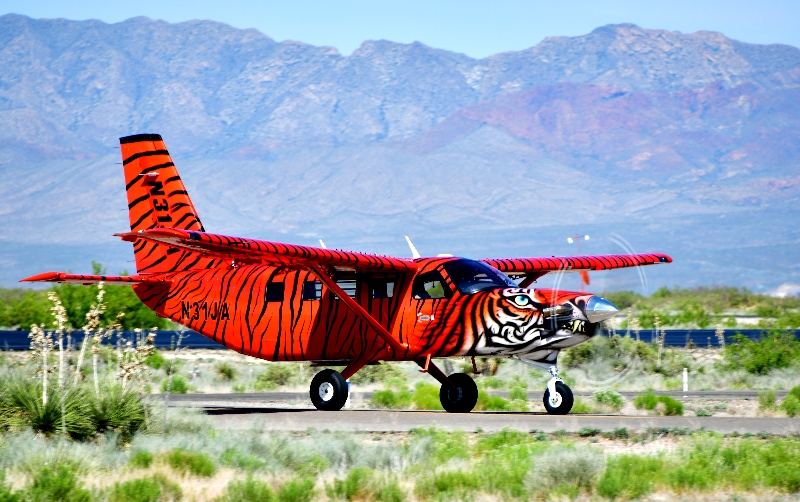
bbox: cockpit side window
[412,271,450,300]
[443,259,517,295]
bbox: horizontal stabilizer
[20,272,170,286]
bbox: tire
[439,373,479,413]
[309,369,348,411]
[543,381,574,415]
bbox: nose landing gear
[543,365,573,415]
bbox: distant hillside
[0,14,798,293]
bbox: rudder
[120,133,220,274]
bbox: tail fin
[120,133,218,274]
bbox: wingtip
[20,272,62,283]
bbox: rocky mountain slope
[0,14,798,292]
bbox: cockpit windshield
[443,259,517,295]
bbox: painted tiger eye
[514,295,529,306]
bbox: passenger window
[265,282,284,302]
[334,279,357,299]
[370,280,395,299]
[302,280,322,300]
[412,271,449,299]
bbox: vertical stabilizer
[120,133,218,274]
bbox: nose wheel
[310,369,349,411]
[543,366,573,415]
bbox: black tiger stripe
[123,150,170,166]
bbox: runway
[153,392,799,435]
[199,407,799,435]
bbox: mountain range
[0,13,798,293]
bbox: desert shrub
[527,446,605,498]
[24,463,91,502]
[722,332,800,375]
[508,386,527,401]
[277,478,315,502]
[578,427,601,437]
[144,350,167,370]
[224,477,274,502]
[0,472,18,502]
[109,474,181,502]
[781,387,800,417]
[370,390,412,409]
[415,470,480,500]
[161,375,189,394]
[215,362,237,381]
[598,454,665,500]
[758,389,778,411]
[349,363,406,385]
[570,397,596,414]
[166,449,216,477]
[560,335,657,368]
[254,364,300,391]
[475,390,509,411]
[2,378,94,439]
[89,384,146,440]
[594,390,624,412]
[411,383,443,410]
[634,392,683,416]
[129,450,154,469]
[328,467,373,500]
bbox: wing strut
[308,265,410,356]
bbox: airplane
[22,134,672,415]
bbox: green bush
[722,332,800,375]
[529,446,605,498]
[370,390,412,409]
[570,397,596,414]
[349,363,407,385]
[109,474,181,502]
[578,427,601,437]
[634,392,683,416]
[758,389,778,410]
[594,390,624,412]
[254,364,300,391]
[2,378,94,439]
[277,478,315,502]
[224,477,274,502]
[215,362,237,381]
[90,384,146,440]
[24,463,91,502]
[598,454,665,500]
[144,351,167,370]
[411,383,443,410]
[161,375,189,394]
[166,449,216,477]
[508,386,527,401]
[129,450,154,469]
[328,467,373,500]
[474,390,509,411]
[415,470,480,500]
[781,391,800,418]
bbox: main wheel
[310,369,348,411]
[439,373,479,413]
[543,381,574,415]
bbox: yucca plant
[89,384,146,441]
[2,377,94,439]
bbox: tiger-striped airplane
[23,133,672,414]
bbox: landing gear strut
[310,369,349,411]
[543,365,573,415]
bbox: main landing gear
[309,369,349,411]
[543,365,573,415]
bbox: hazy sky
[1,0,797,58]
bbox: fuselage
[133,256,617,365]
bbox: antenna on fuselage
[404,236,421,259]
[319,239,327,249]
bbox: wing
[20,272,170,285]
[115,228,417,273]
[482,253,671,280]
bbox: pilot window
[265,282,285,302]
[443,259,516,294]
[334,279,357,299]
[302,280,322,300]
[369,280,395,299]
[412,271,449,299]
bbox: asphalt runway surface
[155,392,799,435]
